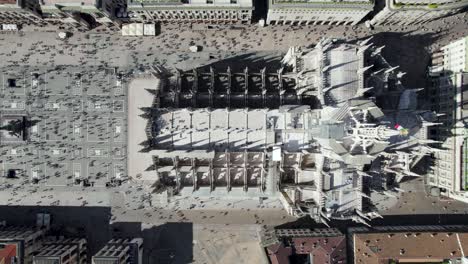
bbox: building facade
[127,0,253,24]
[39,0,118,29]
[266,0,373,26]
[128,38,438,226]
[369,0,468,26]
[0,0,120,29]
[428,36,468,203]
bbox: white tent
[58,32,68,39]
[122,23,155,36]
[2,24,18,31]
[143,24,155,36]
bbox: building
[351,226,468,263]
[0,0,122,29]
[38,0,118,29]
[33,238,87,264]
[92,238,143,264]
[260,228,347,264]
[0,227,46,264]
[427,36,468,203]
[127,0,253,24]
[0,0,42,26]
[0,244,17,264]
[368,0,468,26]
[266,0,373,26]
[128,37,438,225]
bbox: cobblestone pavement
[1,11,468,264]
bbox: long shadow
[0,205,111,262]
[0,206,194,264]
[359,31,443,89]
[201,51,284,72]
[142,222,194,264]
[252,0,268,22]
[275,213,468,235]
[355,31,457,149]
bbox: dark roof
[264,229,347,264]
[0,0,16,4]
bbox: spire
[359,36,374,46]
[384,66,399,74]
[371,45,385,56]
[357,65,374,74]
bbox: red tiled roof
[354,232,468,264]
[0,244,17,264]
[0,0,16,4]
[266,235,347,264]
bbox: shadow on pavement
[275,213,468,234]
[0,206,194,264]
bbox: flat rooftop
[354,231,468,263]
[127,77,159,181]
[128,0,252,7]
[149,105,316,152]
[40,0,96,6]
[0,0,16,5]
[269,0,373,8]
[324,46,360,105]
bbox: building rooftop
[92,238,142,264]
[354,232,468,263]
[40,0,96,7]
[128,0,252,7]
[0,227,45,241]
[270,0,372,6]
[150,108,299,151]
[0,244,17,264]
[0,0,16,5]
[126,38,434,224]
[263,228,347,264]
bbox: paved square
[0,65,127,188]
[87,116,110,142]
[44,69,71,95]
[45,116,68,141]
